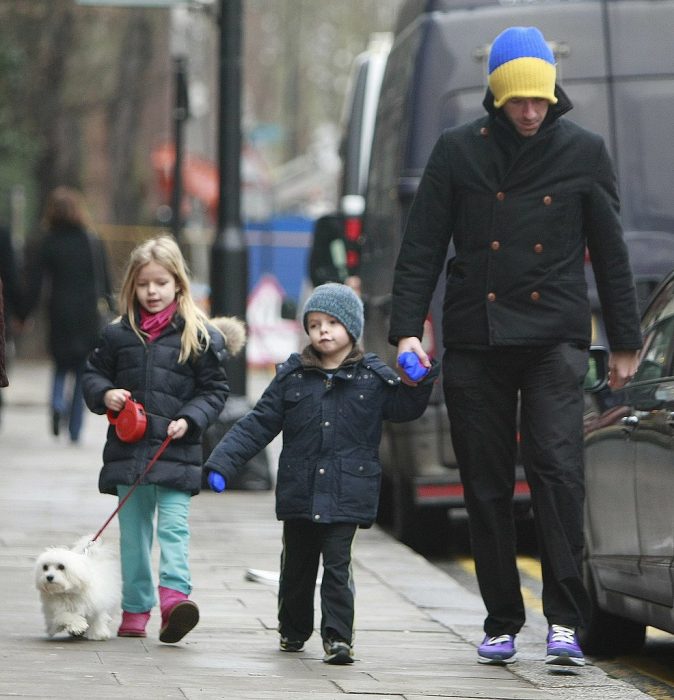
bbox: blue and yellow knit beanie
[303,283,364,342]
[488,26,557,108]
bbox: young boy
[204,283,438,664]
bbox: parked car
[581,269,674,655]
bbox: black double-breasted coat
[389,87,642,351]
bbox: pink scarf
[139,301,178,342]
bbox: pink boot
[117,611,151,638]
[158,586,199,643]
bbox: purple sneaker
[477,634,517,664]
[545,625,585,666]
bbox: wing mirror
[584,347,609,392]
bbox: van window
[362,25,423,296]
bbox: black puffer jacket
[83,314,229,496]
[204,347,439,526]
[390,86,642,352]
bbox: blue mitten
[398,352,430,382]
[207,470,226,493]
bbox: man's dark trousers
[443,342,590,636]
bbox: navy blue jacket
[83,313,229,496]
[204,347,439,526]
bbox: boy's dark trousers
[442,343,590,636]
[278,520,357,644]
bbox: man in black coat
[389,26,642,667]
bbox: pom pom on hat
[488,26,557,108]
[303,283,364,342]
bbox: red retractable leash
[91,399,172,543]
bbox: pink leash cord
[91,435,173,542]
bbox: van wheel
[391,475,450,555]
[578,559,645,656]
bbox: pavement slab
[0,360,650,699]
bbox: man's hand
[608,350,640,390]
[396,337,430,386]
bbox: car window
[641,278,674,331]
[634,315,674,383]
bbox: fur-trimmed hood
[210,316,246,357]
[299,343,364,370]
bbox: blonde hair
[119,235,212,363]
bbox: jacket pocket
[282,385,313,433]
[276,455,310,513]
[338,458,381,521]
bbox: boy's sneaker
[323,639,354,665]
[477,634,517,664]
[545,624,585,666]
[279,637,304,652]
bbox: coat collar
[482,83,573,133]
[299,344,364,372]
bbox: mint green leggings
[117,484,192,612]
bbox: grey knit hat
[302,283,364,341]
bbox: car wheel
[578,559,646,656]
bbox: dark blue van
[361,0,674,552]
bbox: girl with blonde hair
[83,235,239,643]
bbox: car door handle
[621,415,639,430]
[667,412,674,427]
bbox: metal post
[171,55,189,243]
[210,0,247,396]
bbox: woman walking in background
[25,186,114,443]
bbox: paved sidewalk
[0,360,649,699]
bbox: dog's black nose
[46,574,54,582]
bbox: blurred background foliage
[0,0,401,237]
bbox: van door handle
[621,415,639,430]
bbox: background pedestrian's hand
[396,337,430,385]
[207,470,226,493]
[167,417,188,440]
[104,388,131,412]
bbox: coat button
[496,191,505,201]
[346,373,353,379]
[534,243,543,253]
[480,126,489,136]
[531,291,541,301]
[319,468,325,475]
[358,465,364,472]
[359,394,364,399]
[490,240,500,251]
[314,514,321,521]
[543,195,552,205]
[323,421,330,427]
[487,292,496,302]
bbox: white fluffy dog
[35,535,120,640]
